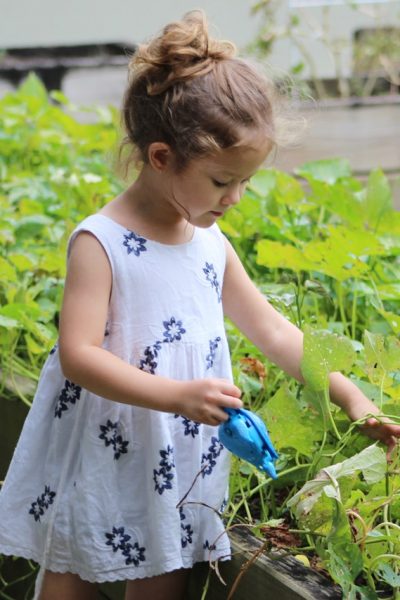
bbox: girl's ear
[148,142,174,172]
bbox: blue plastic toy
[218,408,279,478]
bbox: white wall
[1,0,399,78]
[0,1,262,50]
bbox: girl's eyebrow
[216,170,257,179]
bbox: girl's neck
[100,168,195,245]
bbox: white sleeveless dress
[0,214,232,585]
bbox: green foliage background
[1,75,400,599]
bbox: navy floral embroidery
[203,539,217,552]
[123,231,147,256]
[201,436,224,478]
[49,341,58,355]
[123,543,147,566]
[137,318,186,373]
[181,523,193,548]
[29,485,56,522]
[179,508,193,549]
[174,415,200,438]
[206,336,222,369]
[201,453,217,477]
[163,317,186,342]
[99,420,129,460]
[203,262,222,302]
[105,526,146,566]
[153,445,175,494]
[209,437,224,458]
[159,445,175,470]
[54,380,81,418]
[139,341,162,374]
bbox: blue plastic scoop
[219,408,278,478]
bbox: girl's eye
[212,179,229,188]
[212,178,250,188]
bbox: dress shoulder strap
[67,214,117,276]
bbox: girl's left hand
[359,416,400,456]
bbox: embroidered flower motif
[105,526,146,567]
[139,341,162,374]
[201,453,217,477]
[49,341,58,355]
[122,542,146,566]
[179,507,194,549]
[123,231,147,256]
[153,468,174,494]
[201,436,224,478]
[206,336,222,369]
[29,485,56,522]
[54,380,81,418]
[159,445,175,470]
[153,445,175,494]
[163,317,186,342]
[113,436,129,460]
[181,523,194,548]
[105,526,131,552]
[209,436,224,458]
[29,500,44,522]
[99,420,129,459]
[174,415,200,438]
[203,262,222,302]
[203,539,217,551]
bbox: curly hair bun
[129,9,236,95]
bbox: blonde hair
[119,10,282,174]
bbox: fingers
[217,380,242,409]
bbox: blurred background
[0,0,399,198]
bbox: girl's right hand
[177,378,242,426]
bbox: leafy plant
[221,158,400,598]
[1,78,400,598]
[0,74,123,402]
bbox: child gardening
[1,10,399,600]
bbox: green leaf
[262,384,323,454]
[0,314,20,329]
[249,168,276,197]
[296,158,352,184]
[301,326,356,391]
[0,256,17,282]
[364,331,400,385]
[18,72,49,102]
[363,169,393,229]
[257,239,314,272]
[376,563,400,587]
[288,445,386,517]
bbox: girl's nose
[221,186,241,206]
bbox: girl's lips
[211,211,223,216]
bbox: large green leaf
[288,445,386,517]
[262,384,323,454]
[301,326,356,391]
[296,157,352,184]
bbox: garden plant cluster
[0,75,400,599]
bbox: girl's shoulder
[68,213,117,250]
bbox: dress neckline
[94,213,200,248]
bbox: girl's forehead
[201,139,272,176]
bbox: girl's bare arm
[58,232,241,424]
[222,237,400,449]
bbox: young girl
[0,10,399,600]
